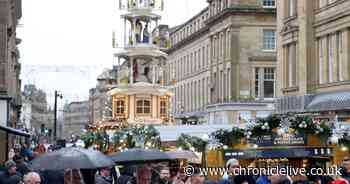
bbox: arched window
[136,99,151,114]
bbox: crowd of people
[0,142,349,184]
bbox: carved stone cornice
[280,22,299,36]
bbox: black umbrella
[30,147,114,170]
[109,148,171,164]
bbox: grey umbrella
[30,147,114,170]
[109,148,172,164]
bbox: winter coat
[95,175,112,184]
[0,171,22,184]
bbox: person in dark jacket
[13,155,31,177]
[341,156,350,183]
[40,170,64,184]
[0,160,22,184]
[117,166,136,184]
[256,175,271,184]
[95,167,112,184]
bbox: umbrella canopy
[30,147,114,170]
[166,150,201,164]
[109,148,171,164]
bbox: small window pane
[144,107,151,114]
[263,30,276,50]
[263,0,275,7]
[264,81,274,98]
[255,68,260,98]
[137,107,143,114]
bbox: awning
[307,91,350,112]
[0,125,31,137]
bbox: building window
[255,68,275,98]
[255,68,260,98]
[337,31,343,81]
[284,43,297,88]
[263,68,275,98]
[226,30,230,58]
[318,39,324,84]
[328,35,334,83]
[136,99,151,114]
[263,30,276,50]
[198,49,201,69]
[115,100,125,114]
[263,0,276,8]
[160,100,167,115]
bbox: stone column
[342,29,350,81]
[124,18,127,46]
[152,62,156,84]
[258,67,264,100]
[132,19,136,46]
[149,21,153,45]
[130,57,134,84]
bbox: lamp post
[54,90,63,142]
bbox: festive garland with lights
[81,125,161,152]
[113,125,161,151]
[80,130,110,153]
[247,114,281,138]
[176,134,207,152]
[211,127,244,147]
[210,114,333,149]
[246,114,332,139]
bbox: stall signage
[250,133,306,146]
[223,147,332,161]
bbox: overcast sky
[17,0,208,67]
[17,0,208,104]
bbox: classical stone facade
[276,0,350,121]
[165,0,277,125]
[63,101,89,139]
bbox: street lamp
[54,90,63,142]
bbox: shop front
[0,125,31,164]
[229,131,342,167]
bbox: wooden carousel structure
[89,0,172,132]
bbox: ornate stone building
[165,0,277,125]
[104,0,172,127]
[276,0,350,121]
[0,0,28,164]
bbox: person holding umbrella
[30,147,114,184]
[95,167,113,184]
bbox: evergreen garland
[211,127,244,146]
[176,134,207,152]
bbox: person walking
[0,160,22,184]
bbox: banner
[249,133,307,146]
